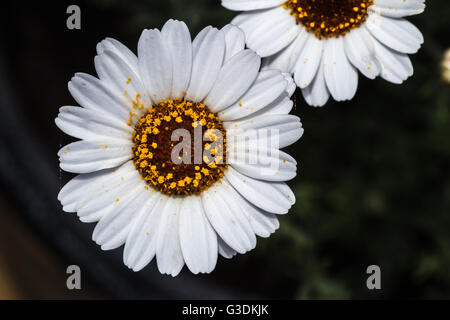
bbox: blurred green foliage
[89,0,449,299]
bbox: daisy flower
[56,20,303,276]
[222,0,425,106]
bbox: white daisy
[222,0,425,106]
[56,20,303,276]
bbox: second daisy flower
[223,0,425,106]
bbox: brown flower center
[132,99,227,195]
[283,0,373,39]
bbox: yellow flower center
[283,0,373,39]
[132,99,227,195]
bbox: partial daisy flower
[56,20,303,276]
[222,0,425,106]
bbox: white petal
[323,37,359,102]
[233,196,279,238]
[229,147,297,181]
[218,237,237,259]
[273,181,296,206]
[201,179,256,253]
[301,56,330,107]
[68,73,130,121]
[78,182,141,225]
[284,72,296,97]
[233,7,300,57]
[232,72,295,118]
[58,139,132,174]
[222,24,246,61]
[371,0,425,18]
[92,183,149,250]
[247,72,294,116]
[205,49,261,112]
[55,106,133,141]
[366,14,423,54]
[96,38,139,74]
[192,26,211,53]
[123,194,165,271]
[225,113,304,149]
[179,196,218,274]
[250,211,279,238]
[263,28,309,73]
[185,27,225,102]
[222,0,286,11]
[373,39,413,84]
[294,34,324,89]
[231,9,261,26]
[261,94,294,115]
[138,29,173,103]
[344,27,380,79]
[224,166,293,214]
[161,19,193,99]
[156,197,184,276]
[94,49,150,108]
[75,169,142,221]
[219,69,286,120]
[57,161,136,213]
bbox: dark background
[0,0,448,299]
